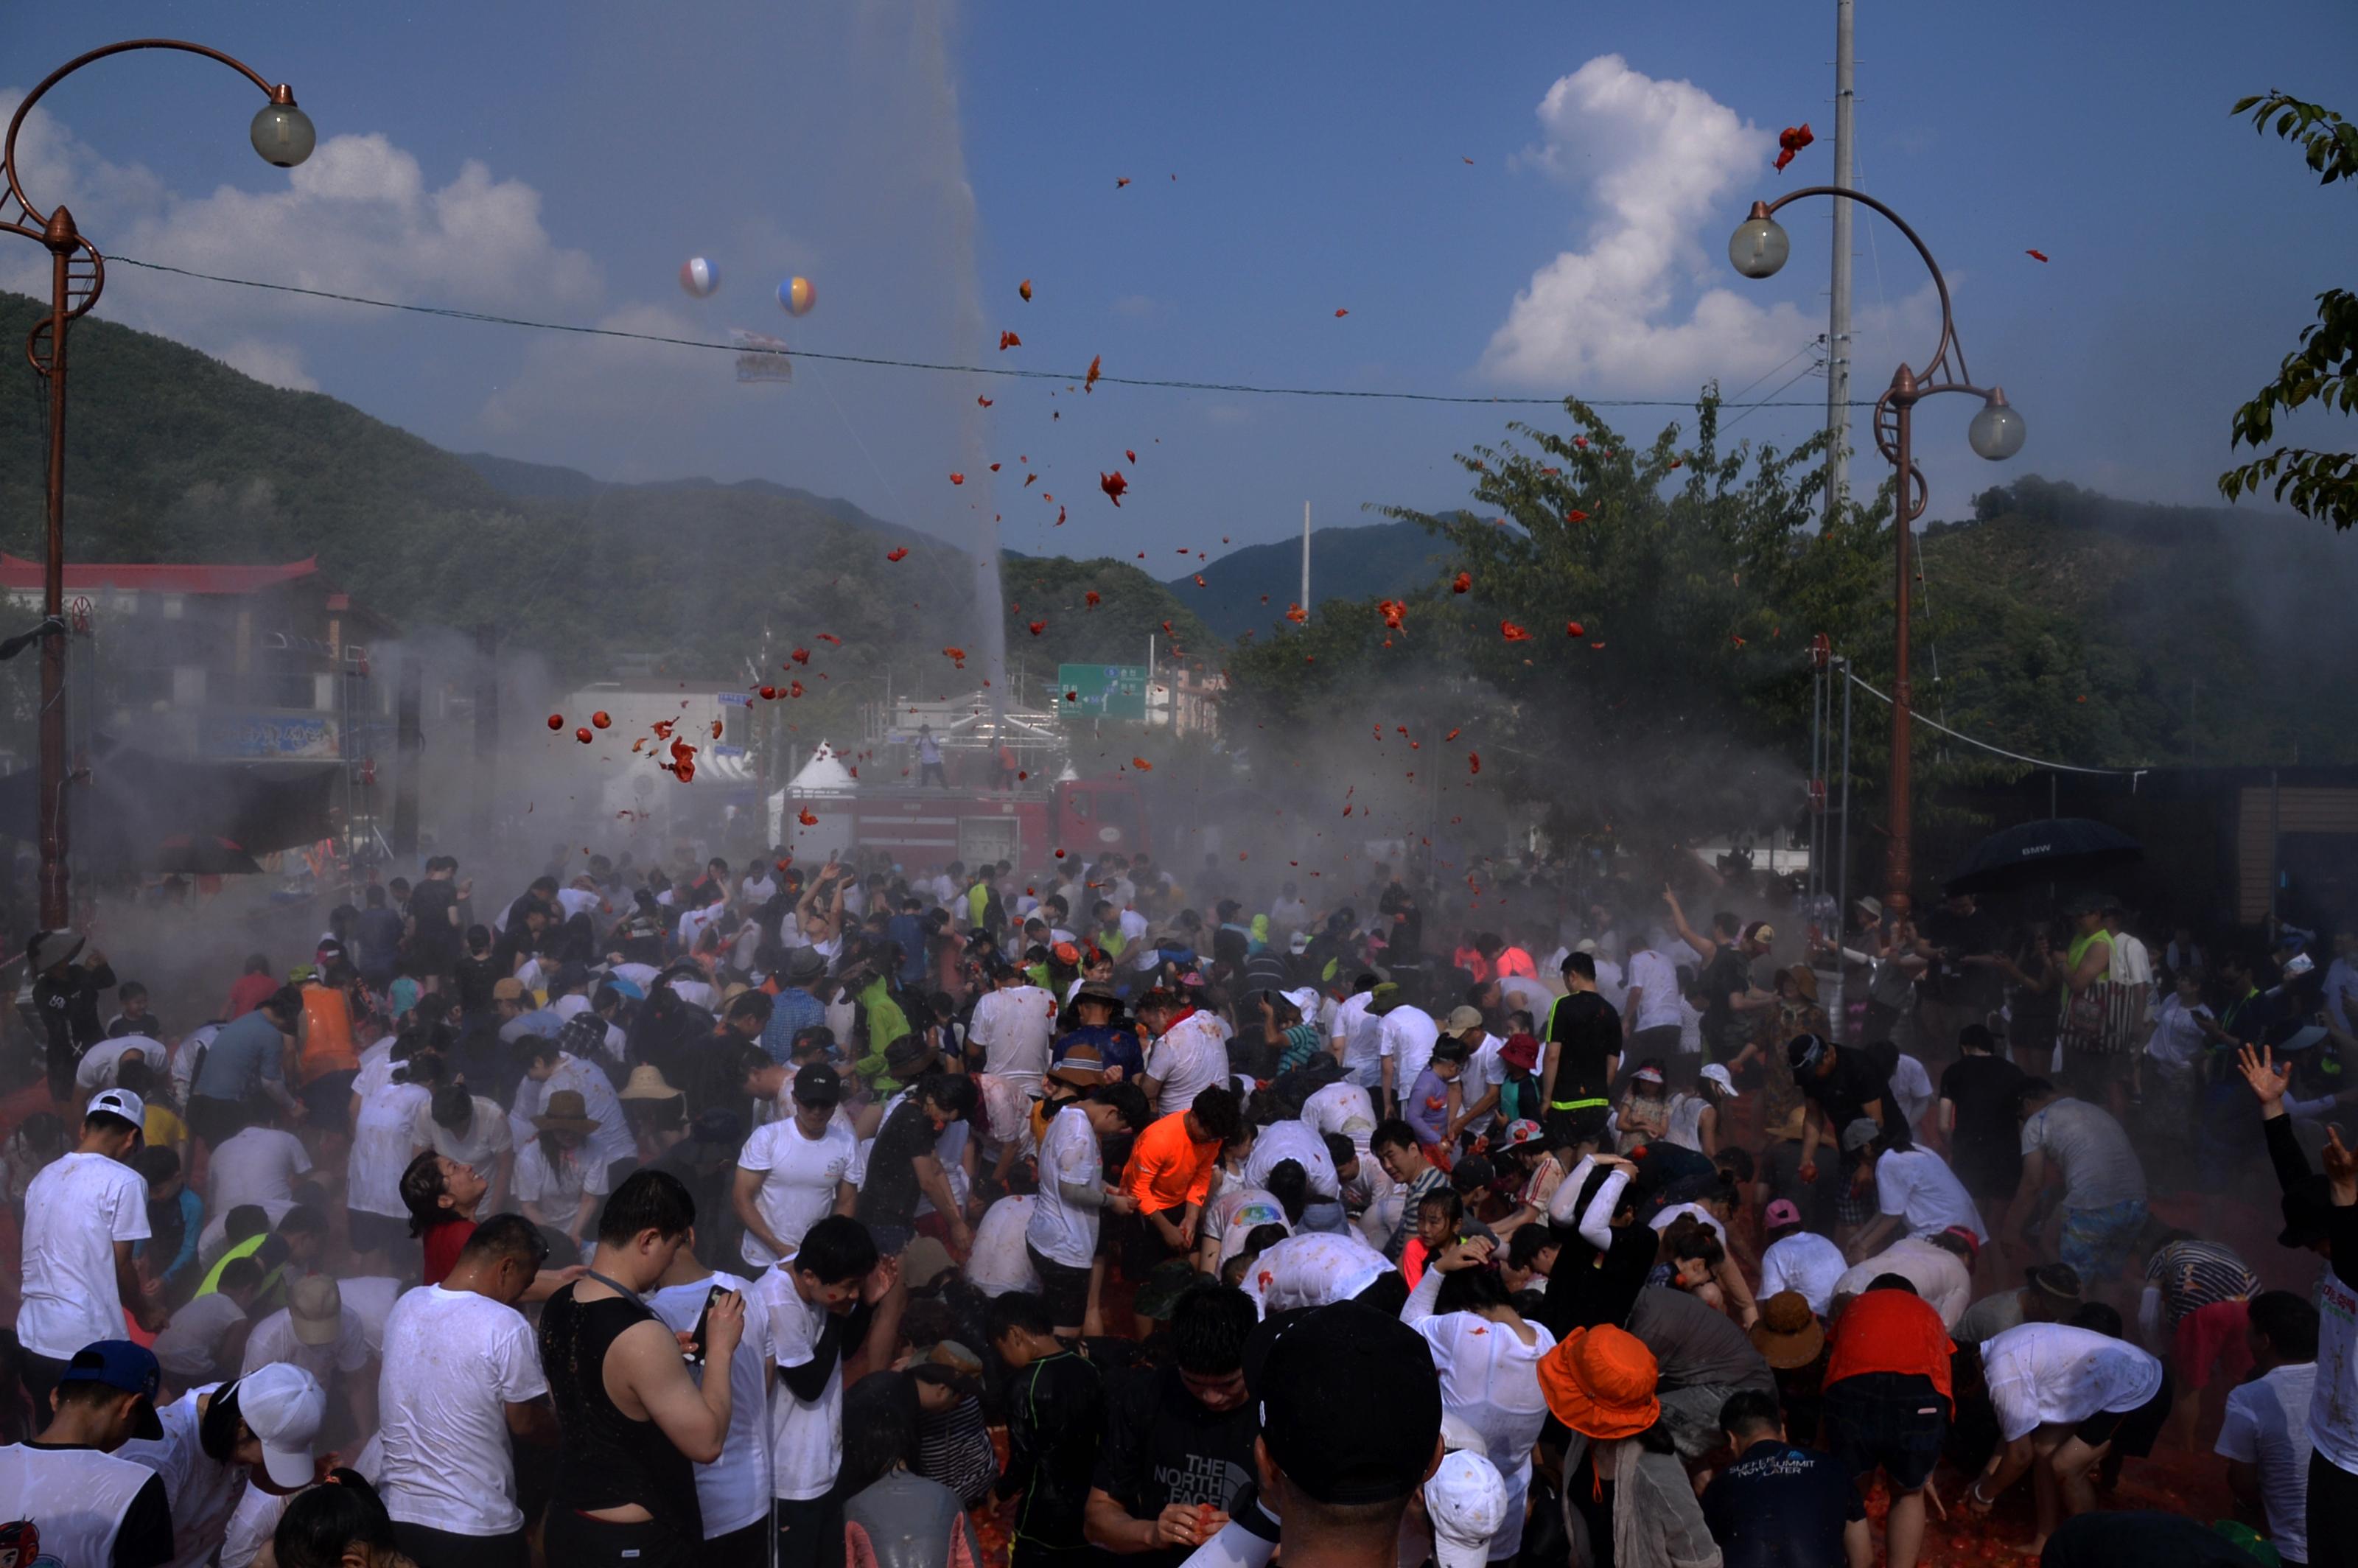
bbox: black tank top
[537,1283,704,1539]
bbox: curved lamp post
[1,41,313,927]
[1729,187,2022,918]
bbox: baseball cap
[288,1276,343,1348]
[57,1341,164,1441]
[1785,1032,1827,1071]
[85,1088,145,1128]
[1497,1119,1543,1148]
[1573,939,1598,956]
[1743,921,1777,946]
[1256,1301,1442,1505]
[793,1062,843,1107]
[1699,1063,1741,1098]
[1763,1198,1802,1231]
[1444,1005,1485,1033]
[1289,931,1310,954]
[1939,1225,1983,1266]
[1284,987,1321,1019]
[231,1362,327,1488]
[1424,1451,1508,1568]
[1839,1116,1883,1152]
[1631,1065,1665,1085]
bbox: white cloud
[478,300,728,447]
[0,93,598,390]
[1480,55,1825,393]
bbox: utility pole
[1825,0,1856,522]
[1301,501,1312,610]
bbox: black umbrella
[1945,817,2142,897]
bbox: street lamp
[1,41,312,928]
[1728,189,2021,920]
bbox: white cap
[85,1088,145,1127]
[1284,987,1321,1019]
[1424,1450,1508,1568]
[1699,1063,1742,1098]
[233,1362,326,1488]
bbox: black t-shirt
[408,878,461,965]
[1700,1438,1864,1568]
[1801,1046,1905,1145]
[1381,884,1424,965]
[1698,944,1753,1060]
[1091,1364,1258,1568]
[1937,1054,2026,1180]
[2038,1511,2261,1568]
[1544,993,1623,1105]
[856,1101,941,1229]
[1921,906,2002,1006]
[354,906,406,973]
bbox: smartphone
[685,1284,724,1365]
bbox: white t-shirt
[1145,1012,1228,1117]
[1498,975,1558,1026]
[376,1284,550,1536]
[119,1380,251,1568]
[651,1273,775,1537]
[1301,1082,1379,1150]
[1980,1323,2164,1442]
[413,1096,514,1208]
[970,986,1058,1085]
[1833,1238,1973,1328]
[208,1127,312,1216]
[1334,993,1385,1085]
[514,1139,609,1219]
[1411,1307,1556,1560]
[1027,1106,1105,1270]
[1203,1184,1290,1267]
[1458,1036,1510,1137]
[1887,1053,1936,1131]
[547,1055,638,1172]
[1759,1231,1849,1315]
[349,1081,432,1219]
[218,1483,283,1568]
[2315,1258,2358,1474]
[756,1260,847,1502]
[1590,957,1627,1013]
[75,1037,161,1097]
[2145,995,2214,1068]
[1244,1120,1341,1200]
[336,1276,404,1359]
[172,1024,220,1107]
[2216,1361,2317,1563]
[242,1304,371,1387]
[1240,1231,1393,1317]
[966,1197,1043,1297]
[150,1292,250,1382]
[1623,950,1683,1033]
[1873,1147,1987,1242]
[1382,1006,1441,1092]
[737,1117,858,1268]
[18,1149,151,1358]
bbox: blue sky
[4,0,2354,570]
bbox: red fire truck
[788,774,1150,875]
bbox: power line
[1842,668,2149,781]
[108,254,1883,413]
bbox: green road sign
[1057,662,1149,720]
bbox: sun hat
[1072,980,1123,1008]
[1747,1290,1826,1370]
[1499,1035,1540,1072]
[1046,1040,1106,1089]
[1424,1450,1510,1568]
[618,1064,683,1101]
[531,1090,601,1134]
[783,946,828,984]
[231,1362,327,1488]
[1536,1324,1660,1440]
[1763,1198,1803,1231]
[28,928,84,973]
[1256,1301,1444,1505]
[57,1340,164,1441]
[2026,1262,2082,1304]
[1699,1063,1742,1098]
[288,1276,343,1348]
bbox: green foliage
[999,555,1214,709]
[2219,94,2358,531]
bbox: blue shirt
[190,1009,286,1101]
[1698,1438,1862,1567]
[1052,1023,1143,1082]
[886,914,928,987]
[763,986,828,1065]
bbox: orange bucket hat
[1536,1324,1660,1441]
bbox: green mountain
[0,293,1208,704]
[1168,519,1456,638]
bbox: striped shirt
[2143,1239,2260,1326]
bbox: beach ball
[679,257,719,298]
[780,276,816,316]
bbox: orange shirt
[298,984,360,1081]
[1124,1112,1219,1216]
[1825,1287,1956,1407]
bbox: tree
[1224,393,1896,850]
[2219,93,2358,531]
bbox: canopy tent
[0,733,340,875]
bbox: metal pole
[1825,0,1855,522]
[36,240,70,928]
[1887,381,1915,917]
[1808,660,1825,906]
[1301,501,1312,610]
[1839,657,1853,946]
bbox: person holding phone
[651,1233,775,1567]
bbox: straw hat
[618,1064,683,1102]
[1535,1325,1660,1440]
[1748,1290,1826,1370]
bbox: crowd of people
[0,841,2348,1568]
